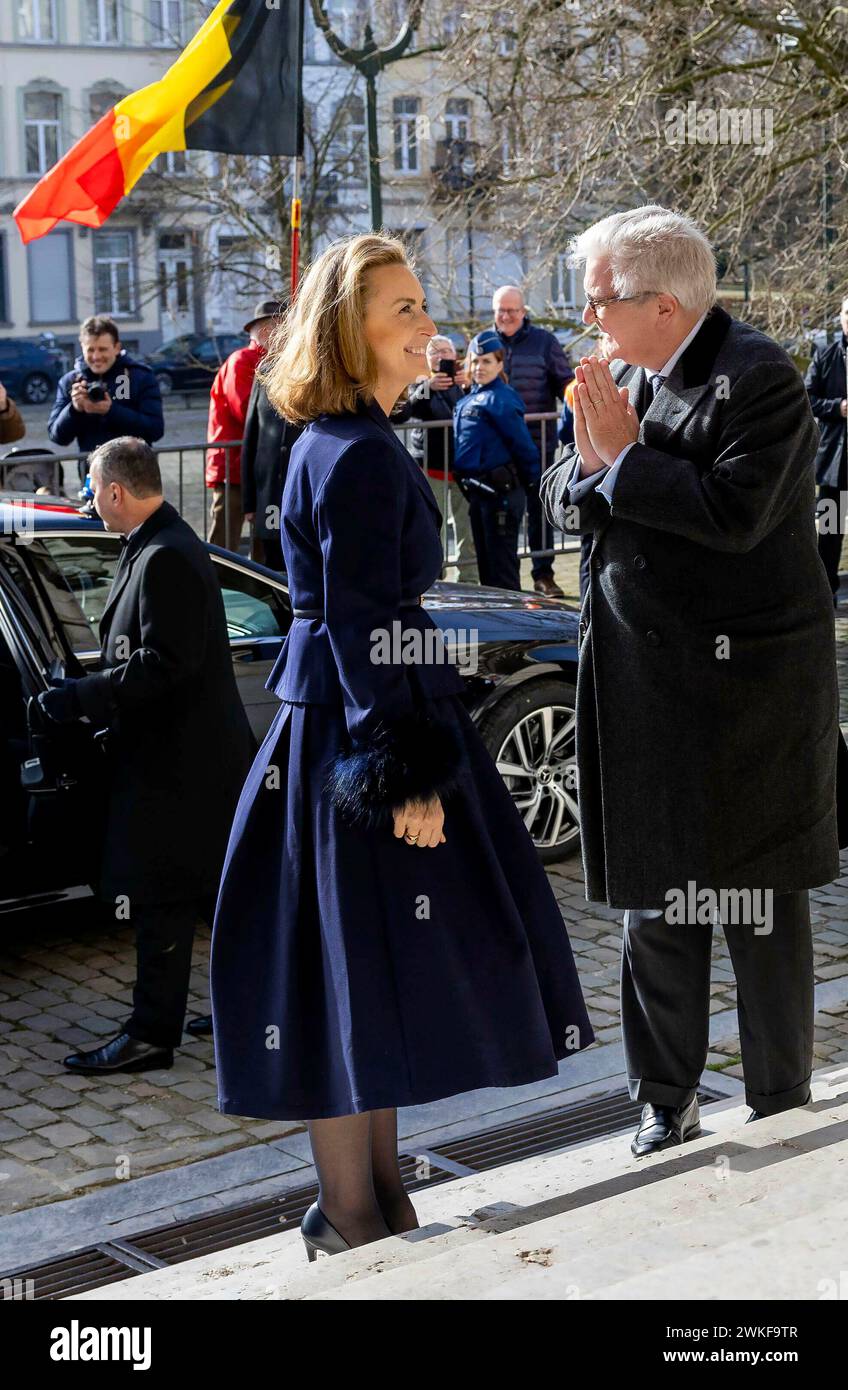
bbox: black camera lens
[87,382,107,403]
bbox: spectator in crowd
[48,316,164,482]
[206,299,281,552]
[0,380,25,447]
[395,334,478,583]
[453,329,540,591]
[241,299,305,572]
[491,286,574,597]
[35,436,254,1073]
[805,294,848,603]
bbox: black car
[144,333,249,394]
[0,338,63,405]
[0,503,580,916]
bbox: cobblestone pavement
[2,565,847,1216]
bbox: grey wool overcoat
[540,305,844,908]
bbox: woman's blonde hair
[463,346,508,383]
[260,232,415,423]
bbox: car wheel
[478,678,580,863]
[154,371,173,395]
[21,372,53,405]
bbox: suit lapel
[618,306,734,446]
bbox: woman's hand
[393,795,446,847]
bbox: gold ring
[405,832,420,844]
[594,397,603,407]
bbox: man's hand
[37,679,81,725]
[392,794,446,848]
[429,371,455,392]
[70,380,111,415]
[841,399,847,419]
[577,357,639,467]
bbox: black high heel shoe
[300,1202,352,1263]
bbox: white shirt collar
[657,311,708,379]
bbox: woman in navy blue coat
[453,330,541,591]
[209,233,593,1261]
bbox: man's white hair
[570,205,717,316]
[427,334,455,353]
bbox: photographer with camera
[452,329,540,591]
[394,334,478,583]
[48,315,164,483]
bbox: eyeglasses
[584,291,659,317]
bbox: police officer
[453,329,540,591]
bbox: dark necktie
[649,372,666,399]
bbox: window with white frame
[500,118,517,172]
[497,15,517,55]
[85,0,121,43]
[89,85,124,123]
[445,98,470,143]
[24,90,62,176]
[552,254,579,309]
[327,1,367,49]
[94,230,136,316]
[28,230,74,322]
[393,97,420,173]
[331,94,365,184]
[442,4,462,40]
[149,0,184,45]
[155,149,188,174]
[18,0,57,42]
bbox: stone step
[68,1067,848,1302]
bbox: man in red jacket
[205,299,283,550]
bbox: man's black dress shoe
[63,1032,174,1074]
[186,1015,213,1036]
[631,1096,701,1157]
[746,1089,812,1123]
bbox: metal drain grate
[0,1084,723,1299]
[427,1087,722,1174]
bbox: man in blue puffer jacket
[490,287,574,596]
[49,315,164,483]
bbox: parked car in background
[0,339,63,405]
[144,333,249,395]
[0,501,581,914]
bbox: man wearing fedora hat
[205,298,284,552]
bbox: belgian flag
[14,0,304,244]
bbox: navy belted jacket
[265,395,467,828]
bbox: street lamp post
[310,3,425,232]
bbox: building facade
[0,1,581,371]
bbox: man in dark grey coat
[36,437,254,1074]
[540,205,842,1156]
[805,297,848,599]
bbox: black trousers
[816,483,844,596]
[468,486,526,591]
[621,890,813,1116]
[527,469,556,579]
[259,536,284,571]
[126,893,217,1048]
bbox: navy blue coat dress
[209,394,593,1120]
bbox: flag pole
[290,154,302,297]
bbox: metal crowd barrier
[0,411,578,579]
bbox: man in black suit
[37,437,254,1074]
[541,205,842,1157]
[805,296,848,601]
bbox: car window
[212,559,289,639]
[193,338,219,362]
[28,534,120,654]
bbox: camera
[438,358,457,379]
[86,381,108,403]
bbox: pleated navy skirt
[209,693,594,1120]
